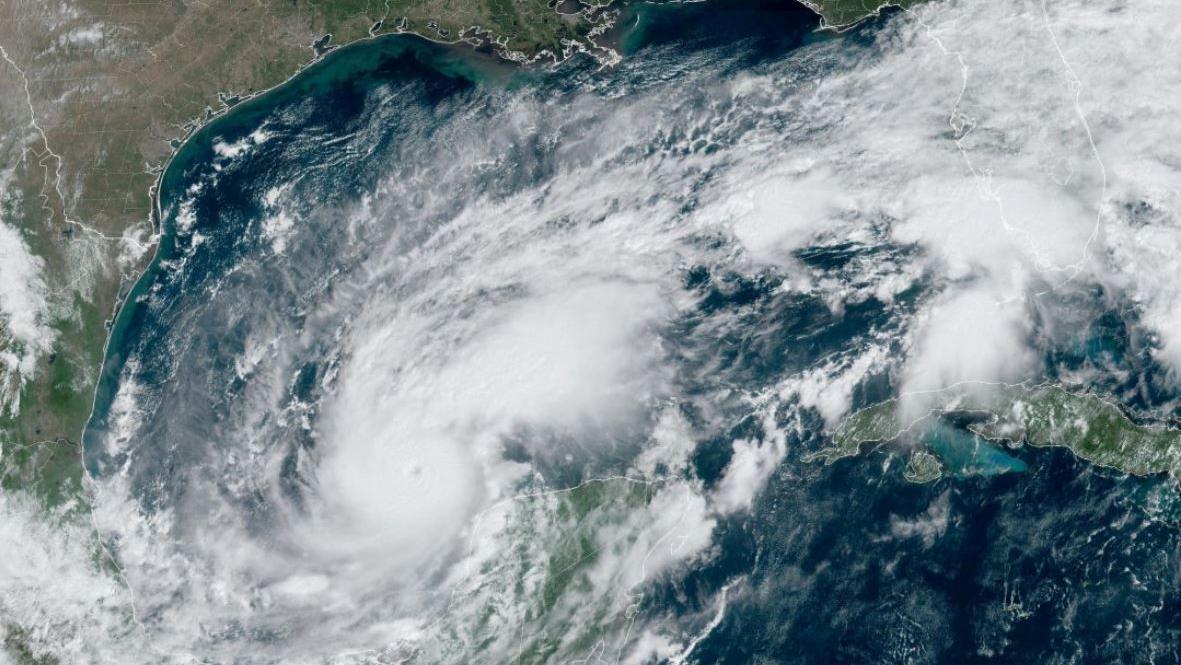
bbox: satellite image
[2,0,1181,662]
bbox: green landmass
[801,0,922,28]
[436,477,664,663]
[0,0,617,510]
[813,384,1181,481]
[804,397,902,465]
[0,1,918,658]
[0,0,915,510]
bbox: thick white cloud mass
[0,213,55,417]
[8,0,1181,662]
[900,287,1036,417]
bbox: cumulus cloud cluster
[0,216,55,417]
[14,0,1181,662]
[719,0,1181,415]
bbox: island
[810,384,1181,481]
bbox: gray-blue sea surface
[74,1,1181,663]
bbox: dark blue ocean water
[83,2,1181,662]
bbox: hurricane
[6,0,1181,662]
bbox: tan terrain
[0,0,910,505]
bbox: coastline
[79,33,515,471]
[78,0,860,479]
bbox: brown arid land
[0,0,911,506]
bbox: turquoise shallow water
[924,422,1028,477]
[77,3,1181,662]
[84,37,512,465]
